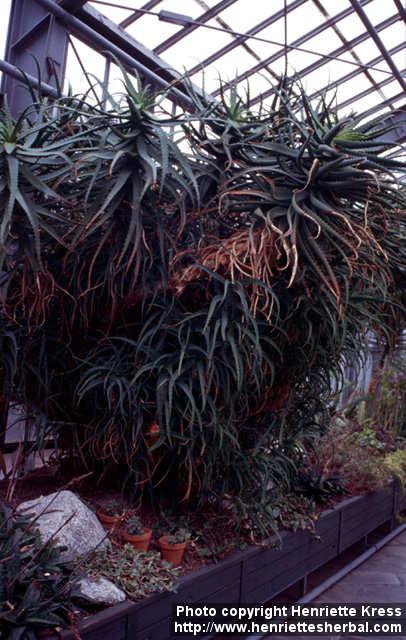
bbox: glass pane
[286,47,321,75]
[302,61,352,96]
[164,27,238,70]
[345,90,389,116]
[220,17,285,60]
[373,49,404,72]
[206,46,276,83]
[126,14,180,49]
[334,12,366,40]
[350,39,382,63]
[299,29,343,56]
[378,22,406,50]
[59,0,403,127]
[158,0,217,19]
[0,0,12,89]
[216,0,283,33]
[106,61,126,99]
[359,94,404,123]
[392,96,406,108]
[336,74,374,104]
[389,49,406,69]
[64,38,106,102]
[363,0,396,25]
[380,79,405,99]
[286,1,326,41]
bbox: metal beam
[34,0,196,109]
[2,0,69,115]
[59,0,88,10]
[154,0,238,55]
[78,3,187,91]
[349,0,406,94]
[392,0,406,22]
[167,12,385,80]
[0,58,59,97]
[280,13,399,101]
[78,3,208,105]
[77,3,210,106]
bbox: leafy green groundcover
[83,544,179,601]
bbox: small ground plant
[125,515,145,535]
[166,528,191,544]
[309,359,406,495]
[83,544,179,600]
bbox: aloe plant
[0,502,77,638]
[0,74,404,536]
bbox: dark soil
[0,459,355,576]
[0,463,248,574]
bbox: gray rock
[18,490,110,560]
[77,576,126,605]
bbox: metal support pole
[2,0,70,115]
[0,58,59,98]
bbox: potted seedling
[122,515,152,551]
[97,499,123,528]
[158,527,191,565]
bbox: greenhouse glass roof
[1,0,405,126]
[63,0,406,121]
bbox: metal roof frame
[249,11,402,107]
[73,3,196,96]
[154,0,239,55]
[349,0,406,94]
[361,93,405,122]
[186,0,308,77]
[29,0,196,108]
[210,0,374,97]
[1,0,405,139]
[336,66,406,112]
[119,0,162,29]
[305,39,405,113]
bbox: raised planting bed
[62,483,406,640]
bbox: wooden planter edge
[61,482,405,640]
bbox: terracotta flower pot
[122,527,152,551]
[97,510,121,528]
[147,420,161,449]
[158,535,187,565]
